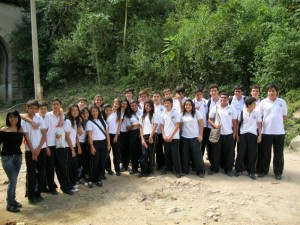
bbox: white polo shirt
[107,111,119,134]
[161,109,180,139]
[259,97,287,135]
[22,115,47,151]
[86,119,107,140]
[126,112,141,131]
[209,105,237,135]
[78,124,87,143]
[64,119,77,148]
[193,98,208,127]
[181,110,203,138]
[173,97,188,114]
[230,96,245,117]
[121,116,129,132]
[44,111,64,147]
[139,113,158,135]
[207,97,220,129]
[154,104,165,134]
[239,108,262,135]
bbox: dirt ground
[0,149,299,225]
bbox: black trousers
[164,139,181,173]
[89,140,107,182]
[25,148,46,198]
[66,147,79,187]
[130,129,142,171]
[54,148,71,192]
[155,133,165,169]
[205,128,213,163]
[45,146,58,191]
[105,134,121,173]
[79,142,90,179]
[235,133,257,174]
[140,134,156,174]
[181,137,205,175]
[210,134,234,173]
[201,127,211,157]
[120,131,130,169]
[256,142,262,173]
[261,134,285,175]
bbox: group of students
[0,83,287,213]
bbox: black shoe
[208,170,215,175]
[226,171,234,177]
[28,197,37,204]
[13,200,22,208]
[156,166,162,171]
[138,172,144,178]
[6,205,20,213]
[88,182,93,188]
[96,181,103,187]
[249,174,257,180]
[175,173,181,178]
[258,173,266,178]
[275,174,282,180]
[161,170,167,175]
[101,175,107,180]
[198,173,205,178]
[35,195,44,202]
[235,172,242,177]
[63,190,74,195]
[130,169,138,175]
[50,189,59,195]
[107,170,114,175]
[120,166,127,172]
[116,171,121,176]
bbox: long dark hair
[80,107,89,130]
[65,104,81,128]
[122,99,131,119]
[112,98,122,122]
[141,100,154,123]
[89,105,106,129]
[183,99,196,117]
[6,110,22,131]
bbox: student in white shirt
[126,101,142,175]
[161,97,181,178]
[193,88,209,157]
[258,84,287,180]
[180,99,205,177]
[92,94,104,111]
[206,84,221,164]
[22,100,47,203]
[86,105,110,188]
[138,89,149,115]
[235,97,262,180]
[229,84,245,116]
[152,91,165,170]
[208,93,237,176]
[77,97,88,110]
[139,100,158,177]
[124,88,134,103]
[78,107,90,182]
[120,99,131,171]
[64,104,82,192]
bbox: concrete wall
[0,2,24,103]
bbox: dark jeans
[89,140,107,182]
[140,134,156,174]
[130,129,142,171]
[210,134,234,173]
[120,131,130,169]
[79,142,90,180]
[164,139,181,173]
[25,148,46,198]
[45,146,58,191]
[181,137,205,175]
[2,154,22,206]
[201,127,211,157]
[54,148,72,192]
[155,133,165,169]
[105,134,121,173]
[235,133,257,174]
[261,134,285,175]
[66,147,79,187]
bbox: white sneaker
[73,184,79,189]
[71,187,78,192]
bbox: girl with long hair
[120,99,131,171]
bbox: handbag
[209,106,221,143]
[55,127,65,148]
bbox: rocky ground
[0,149,299,225]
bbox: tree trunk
[123,0,128,48]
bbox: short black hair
[26,99,39,108]
[195,88,203,94]
[175,86,185,93]
[52,97,62,105]
[234,84,244,92]
[163,97,173,104]
[220,92,229,97]
[251,84,260,92]
[209,84,219,91]
[124,88,134,94]
[6,110,21,131]
[39,101,48,108]
[266,83,278,92]
[245,97,257,107]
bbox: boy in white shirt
[258,84,287,180]
[22,100,47,203]
[235,97,262,179]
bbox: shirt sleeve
[63,120,72,133]
[40,117,47,130]
[21,120,29,133]
[174,111,181,123]
[232,107,238,120]
[282,100,288,116]
[196,111,203,120]
[209,106,216,119]
[86,121,92,131]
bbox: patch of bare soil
[0,149,299,225]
